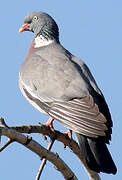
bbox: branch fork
[0,117,100,180]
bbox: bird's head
[19,11,59,41]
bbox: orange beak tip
[19,23,29,33]
[19,27,24,33]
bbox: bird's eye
[33,16,38,21]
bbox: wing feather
[22,83,110,140]
[49,95,108,138]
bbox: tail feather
[75,133,117,174]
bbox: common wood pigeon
[19,11,117,174]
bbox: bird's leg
[64,129,72,139]
[45,117,54,131]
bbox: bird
[19,11,117,175]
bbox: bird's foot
[45,117,54,132]
[64,129,72,139]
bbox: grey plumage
[19,11,117,174]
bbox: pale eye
[33,16,38,21]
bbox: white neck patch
[34,35,54,48]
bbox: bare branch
[36,138,55,180]
[10,123,101,180]
[0,123,78,180]
[0,117,100,180]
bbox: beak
[19,23,29,33]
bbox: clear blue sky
[0,0,121,179]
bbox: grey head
[19,11,59,41]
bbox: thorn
[55,152,59,158]
[62,143,66,149]
[24,136,32,145]
[0,139,14,152]
[42,135,47,141]
[0,117,9,128]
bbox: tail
[75,133,117,174]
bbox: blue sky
[0,0,121,179]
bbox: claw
[45,117,54,132]
[64,129,72,139]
